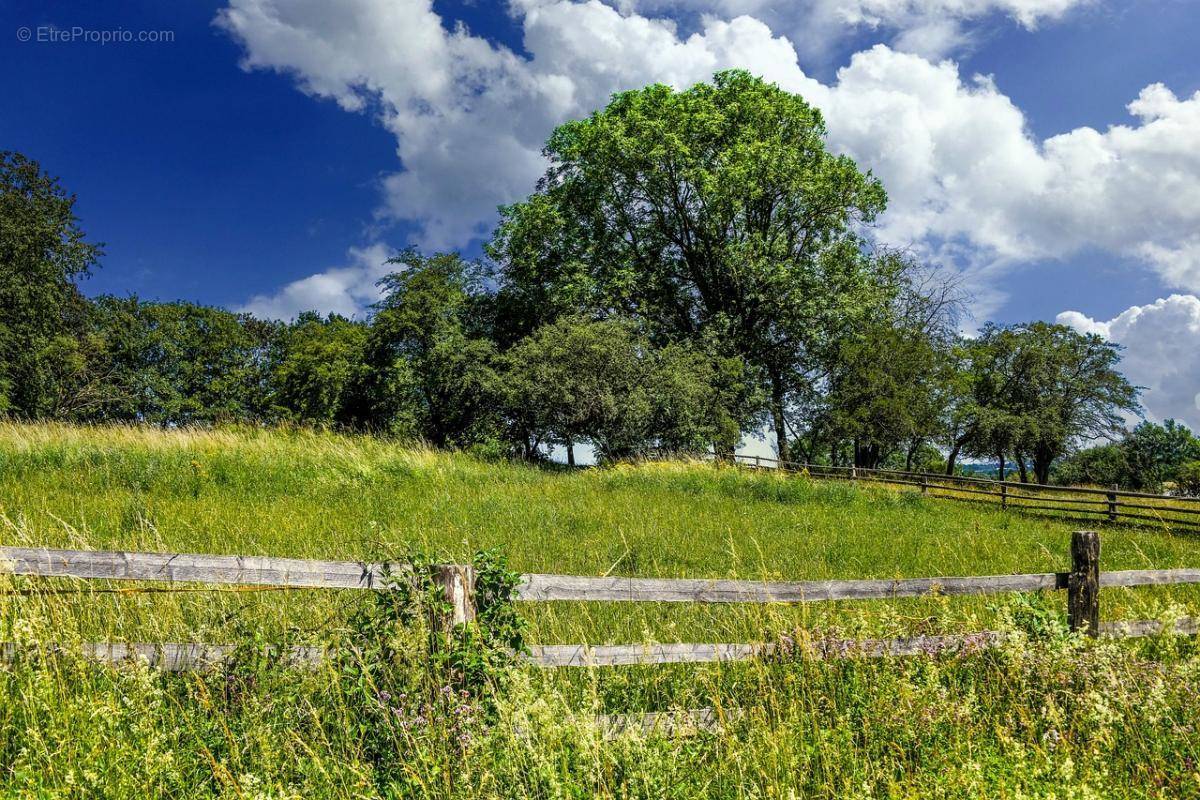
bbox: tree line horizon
[4,71,1199,492]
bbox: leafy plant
[333,548,527,792]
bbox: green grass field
[4,423,1200,797]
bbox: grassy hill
[3,424,1200,797]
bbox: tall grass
[3,423,1200,796]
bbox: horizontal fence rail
[7,547,1200,601]
[4,531,1200,668]
[3,619,1198,672]
[596,707,740,739]
[521,572,1067,602]
[0,547,393,589]
[731,454,1200,530]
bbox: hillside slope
[4,424,1200,797]
[2,423,1199,642]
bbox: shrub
[1176,460,1200,497]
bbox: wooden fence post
[431,564,476,631]
[921,474,928,494]
[1068,531,1100,637]
[1001,482,1007,511]
[1107,485,1118,522]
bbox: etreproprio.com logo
[17,26,175,44]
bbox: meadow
[3,423,1200,797]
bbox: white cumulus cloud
[805,52,1200,299]
[238,243,393,321]
[1058,295,1200,431]
[218,0,1200,320]
[626,0,1091,60]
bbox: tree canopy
[489,70,892,462]
[0,71,1157,484]
[0,151,103,417]
[949,322,1140,483]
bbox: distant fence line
[3,531,1200,670]
[731,454,1200,530]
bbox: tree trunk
[854,440,882,469]
[769,371,789,465]
[905,440,921,472]
[1015,450,1028,483]
[997,452,1005,482]
[868,443,881,469]
[566,441,575,467]
[945,442,961,476]
[1033,446,1054,485]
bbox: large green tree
[501,315,749,461]
[1121,419,1200,491]
[361,249,499,446]
[0,152,103,417]
[86,297,277,425]
[489,70,889,462]
[952,322,1139,484]
[267,312,369,426]
[825,323,952,469]
[818,252,961,469]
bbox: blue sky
[3,0,1200,429]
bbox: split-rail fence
[2,531,1199,670]
[733,454,1200,530]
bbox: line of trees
[1053,420,1200,494]
[1,71,1149,482]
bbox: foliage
[823,318,954,469]
[0,85,1158,486]
[335,548,526,793]
[1052,420,1200,491]
[1051,442,1128,487]
[0,151,102,417]
[1122,419,1200,492]
[950,322,1140,483]
[359,249,500,445]
[489,70,893,462]
[267,312,369,426]
[84,297,279,425]
[500,316,749,460]
[1177,460,1200,497]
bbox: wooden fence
[733,454,1200,530]
[3,531,1200,670]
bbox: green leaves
[364,250,502,446]
[268,313,370,426]
[957,322,1141,483]
[1054,420,1200,491]
[491,71,892,458]
[0,151,103,417]
[500,315,746,461]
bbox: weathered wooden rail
[3,532,1200,669]
[733,454,1200,530]
[5,543,1200,604]
[6,619,1197,671]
